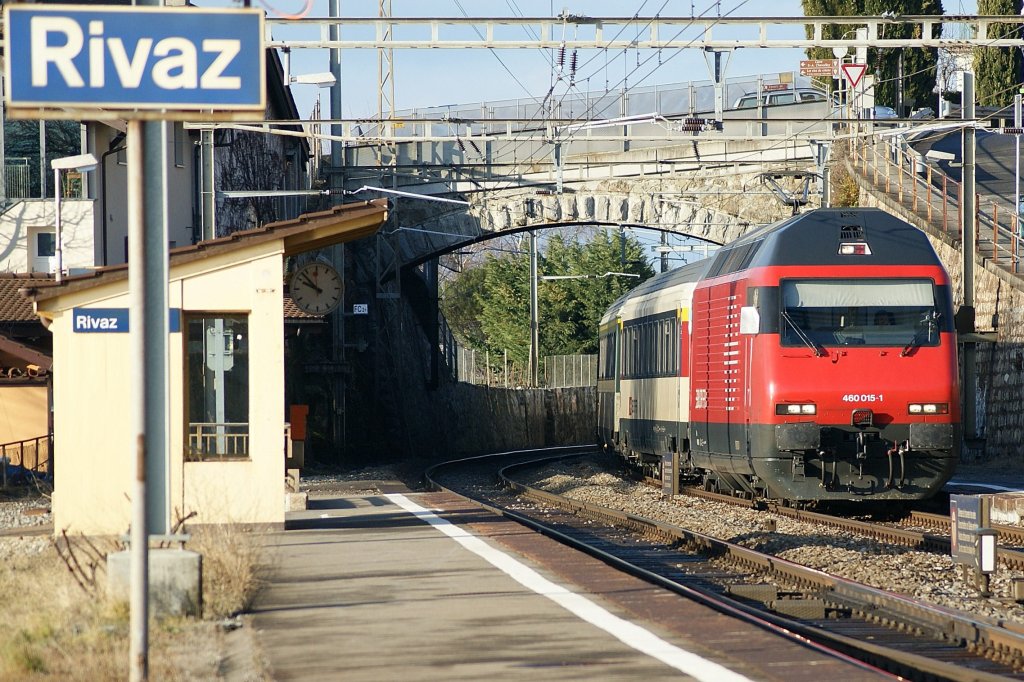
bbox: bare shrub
[187,523,272,620]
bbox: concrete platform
[247,490,887,681]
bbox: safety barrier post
[913,159,919,212]
[927,166,934,223]
[898,148,906,203]
[942,176,949,233]
[993,202,1000,265]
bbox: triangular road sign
[842,63,867,88]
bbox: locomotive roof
[726,207,943,269]
[601,208,943,323]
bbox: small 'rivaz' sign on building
[4,4,265,120]
[73,308,181,333]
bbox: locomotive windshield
[780,278,941,349]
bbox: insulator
[557,44,566,69]
[569,50,578,76]
[469,140,482,155]
[456,138,466,152]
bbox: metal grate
[840,224,865,240]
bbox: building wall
[47,245,285,535]
[0,199,95,274]
[0,384,48,444]
[93,125,196,267]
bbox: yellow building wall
[50,247,286,535]
[0,385,48,443]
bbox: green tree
[802,0,943,114]
[974,0,1023,107]
[442,229,655,364]
[439,263,489,349]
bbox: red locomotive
[598,207,960,502]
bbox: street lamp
[540,272,641,281]
[531,269,641,386]
[51,153,98,283]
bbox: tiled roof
[0,274,53,322]
[283,296,326,321]
[23,199,388,304]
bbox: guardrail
[186,422,249,460]
[1,434,51,487]
[854,137,1024,275]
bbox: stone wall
[858,177,1024,460]
[430,384,596,457]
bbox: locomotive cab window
[780,279,943,349]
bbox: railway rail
[680,485,1024,570]
[426,447,1024,680]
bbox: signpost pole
[127,119,148,682]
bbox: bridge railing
[854,137,1024,275]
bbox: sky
[190,0,983,121]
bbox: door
[31,230,56,274]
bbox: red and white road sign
[842,63,867,88]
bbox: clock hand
[300,274,323,294]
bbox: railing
[5,158,32,199]
[855,137,1024,275]
[543,354,597,388]
[1,434,51,487]
[186,422,249,460]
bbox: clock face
[290,262,343,315]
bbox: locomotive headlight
[908,403,948,414]
[838,242,872,255]
[776,403,816,415]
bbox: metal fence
[854,137,1024,276]
[186,422,249,460]
[5,158,31,199]
[1,434,51,486]
[451,345,596,388]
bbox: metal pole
[962,72,978,441]
[54,168,63,282]
[143,119,169,537]
[200,129,215,240]
[329,0,347,454]
[127,119,148,682]
[1015,92,1022,236]
[529,231,539,387]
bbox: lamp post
[51,153,98,282]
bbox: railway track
[427,448,1024,681]
[680,485,1024,570]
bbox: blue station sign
[4,4,265,117]
[73,308,182,334]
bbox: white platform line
[948,480,1024,492]
[385,493,753,682]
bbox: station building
[23,200,387,535]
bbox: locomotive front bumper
[774,421,956,453]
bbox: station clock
[289,261,343,315]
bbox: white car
[871,105,898,119]
[732,88,828,109]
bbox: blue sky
[191,0,982,120]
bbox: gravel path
[0,488,53,559]
[517,456,1024,627]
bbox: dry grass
[0,523,272,681]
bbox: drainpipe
[100,136,126,267]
